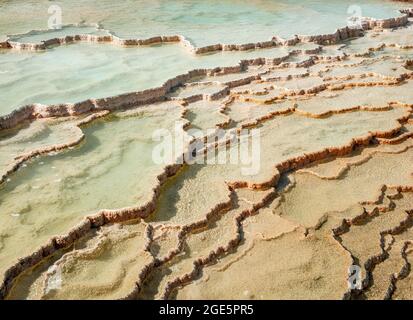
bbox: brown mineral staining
[2,9,413,300]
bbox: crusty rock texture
[1,5,413,300]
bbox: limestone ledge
[158,189,276,300]
[2,37,410,133]
[38,222,155,300]
[0,110,110,185]
[1,103,409,299]
[235,78,413,106]
[127,188,236,299]
[298,135,413,181]
[0,9,410,54]
[0,57,410,291]
[0,161,183,299]
[332,188,413,299]
[160,174,413,299]
[1,11,413,300]
[0,61,284,131]
[0,48,331,132]
[401,8,413,17]
[230,59,413,105]
[384,241,412,299]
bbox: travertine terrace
[1,0,413,300]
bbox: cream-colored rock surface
[2,11,413,300]
[8,221,153,300]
